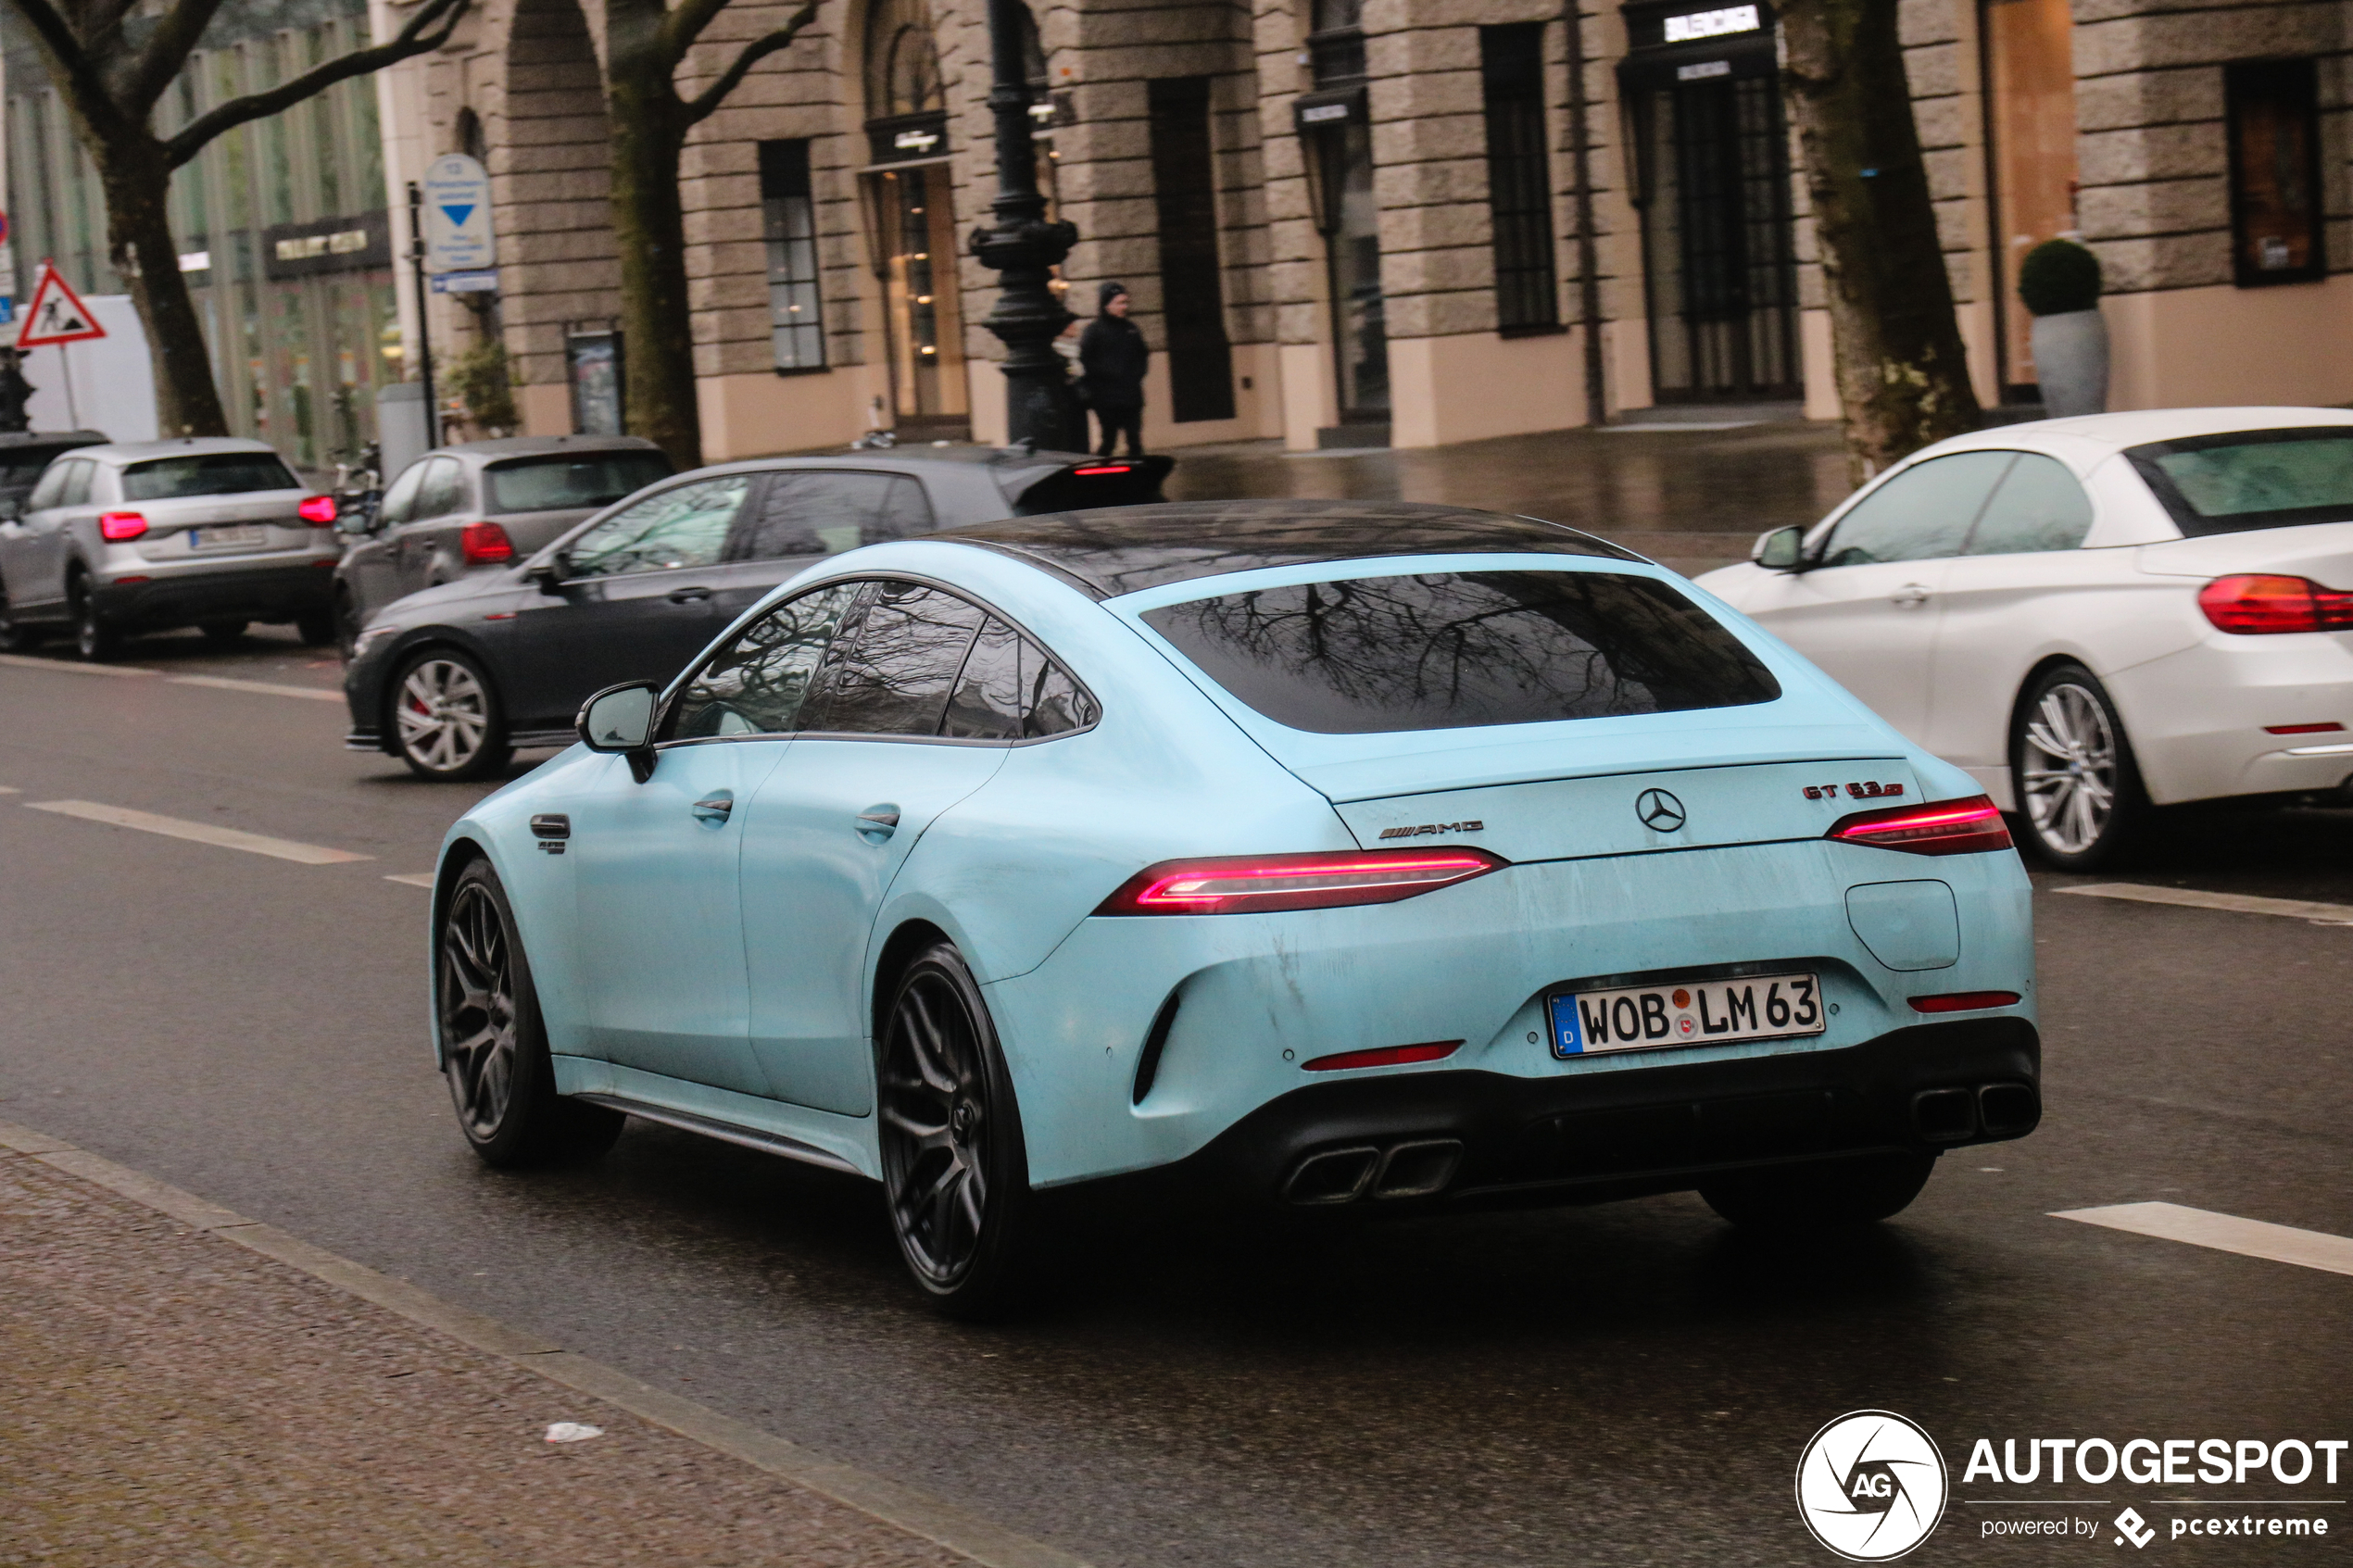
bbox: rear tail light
[461,521,515,564]
[1071,464,1134,476]
[98,511,146,541]
[1829,795,2013,856]
[1095,847,1507,915]
[2198,573,2353,633]
[1910,991,2022,1013]
[1302,1041,1463,1073]
[296,494,337,524]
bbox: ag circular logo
[1795,1410,1948,1562]
[1635,787,1687,832]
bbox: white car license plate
[1549,971,1824,1058]
[190,524,269,549]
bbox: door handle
[692,790,734,825]
[855,805,900,840]
[668,586,714,603]
[1890,583,1931,608]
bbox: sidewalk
[1162,419,1852,580]
[0,1146,979,1568]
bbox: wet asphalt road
[1,443,2348,1567]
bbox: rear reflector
[461,521,516,564]
[1910,991,2022,1014]
[1095,847,1506,915]
[296,494,337,524]
[1828,795,2012,856]
[2265,721,2345,734]
[2198,573,2353,633]
[98,511,146,541]
[1301,1041,1463,1073]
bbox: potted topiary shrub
[2018,239,2108,419]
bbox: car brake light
[1828,795,2012,856]
[2198,573,2353,633]
[98,511,146,541]
[1910,991,2022,1013]
[461,521,515,564]
[1071,464,1133,476]
[1302,1040,1464,1072]
[1095,847,1507,915]
[296,494,337,524]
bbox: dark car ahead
[332,434,673,650]
[344,445,1171,778]
[0,430,107,520]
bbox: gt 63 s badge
[1796,1410,1948,1561]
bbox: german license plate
[1549,971,1824,1058]
[190,524,268,548]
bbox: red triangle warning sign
[18,261,106,348]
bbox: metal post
[408,181,440,448]
[971,0,1081,451]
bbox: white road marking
[0,652,157,677]
[384,872,436,887]
[2057,881,2353,924]
[167,674,344,702]
[0,786,18,795]
[23,799,372,865]
[2053,1202,2353,1278]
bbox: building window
[1480,23,1557,332]
[1149,78,1235,422]
[760,140,826,370]
[2225,59,2324,287]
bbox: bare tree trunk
[95,139,228,436]
[1780,0,1978,483]
[606,9,699,470]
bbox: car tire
[391,648,513,781]
[438,858,625,1168]
[199,619,247,646]
[295,609,335,647]
[2009,662,2148,871]
[0,578,43,651]
[1700,1150,1936,1231]
[69,572,119,662]
[877,942,1038,1319]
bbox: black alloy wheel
[877,943,1036,1317]
[2009,661,2148,871]
[69,572,118,662]
[437,859,623,1167]
[0,579,41,651]
[392,647,514,781]
[1700,1150,1937,1231]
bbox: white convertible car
[1699,408,2353,869]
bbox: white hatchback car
[1698,408,2353,868]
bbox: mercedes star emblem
[1635,788,1687,833]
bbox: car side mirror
[1753,525,1808,572]
[526,552,571,594]
[577,682,659,780]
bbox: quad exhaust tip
[1911,1081,2040,1142]
[1283,1138,1465,1205]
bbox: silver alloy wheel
[440,881,517,1140]
[396,658,489,773]
[2020,681,2118,856]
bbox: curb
[0,1117,1091,1568]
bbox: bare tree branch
[659,0,736,60]
[681,0,818,125]
[4,0,132,136]
[163,0,470,169]
[120,0,229,111]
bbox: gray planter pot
[2032,308,2109,419]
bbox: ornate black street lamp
[971,0,1082,451]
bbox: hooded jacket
[1078,283,1150,409]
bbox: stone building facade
[370,0,2353,461]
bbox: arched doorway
[862,0,967,433]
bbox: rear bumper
[1088,1016,2038,1210]
[93,560,333,627]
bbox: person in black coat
[1077,281,1149,457]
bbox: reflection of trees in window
[1143,571,1777,734]
[819,583,991,734]
[566,476,749,577]
[673,583,860,737]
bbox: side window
[668,583,862,739]
[811,582,990,736]
[27,462,68,511]
[1818,451,2016,568]
[1026,656,1100,737]
[730,470,937,561]
[414,458,466,521]
[377,460,429,526]
[941,615,1100,741]
[57,461,94,508]
[1962,453,2095,556]
[563,475,752,579]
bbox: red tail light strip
[296,495,338,524]
[98,511,146,541]
[2199,574,2353,634]
[1095,847,1507,915]
[1828,795,2013,856]
[1302,1041,1464,1073]
[1910,991,2022,1013]
[461,521,516,564]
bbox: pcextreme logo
[1797,1410,1950,1562]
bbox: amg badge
[1378,820,1484,840]
[1805,781,1906,801]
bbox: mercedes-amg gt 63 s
[424,501,2039,1314]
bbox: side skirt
[551,1056,880,1180]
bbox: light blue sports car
[430,501,2040,1313]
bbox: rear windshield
[486,450,673,514]
[2127,429,2353,536]
[122,452,298,500]
[1139,571,1780,734]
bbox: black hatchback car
[344,445,1170,778]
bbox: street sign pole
[408,181,438,447]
